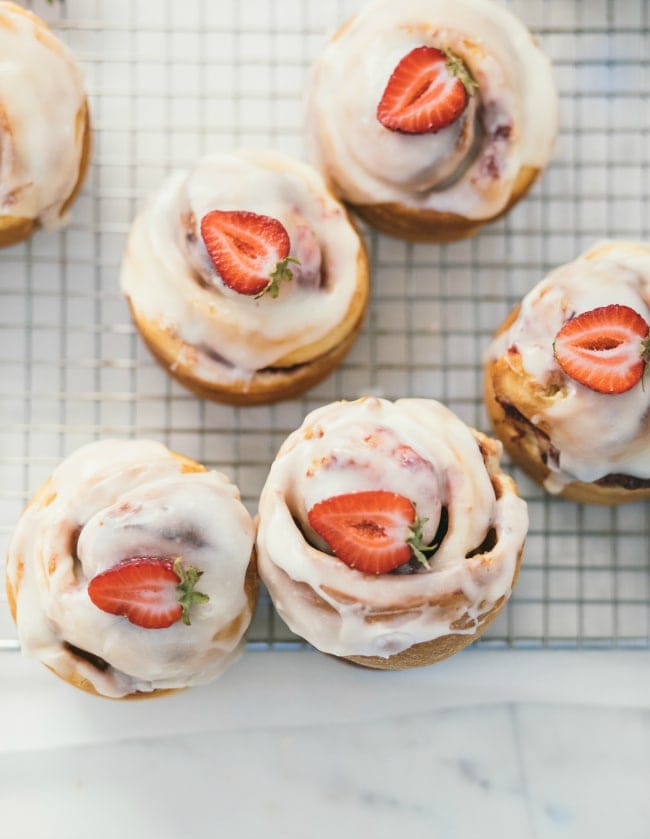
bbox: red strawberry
[307,490,433,575]
[200,210,298,298]
[377,46,476,135]
[553,304,650,394]
[87,557,209,629]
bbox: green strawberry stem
[407,514,437,570]
[255,257,301,300]
[173,557,210,626]
[641,335,650,390]
[442,48,478,97]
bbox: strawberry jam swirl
[0,3,87,228]
[6,440,255,698]
[487,243,650,492]
[306,0,558,218]
[257,398,528,659]
[120,150,364,385]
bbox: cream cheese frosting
[306,0,558,219]
[0,3,87,228]
[487,243,650,490]
[120,150,364,387]
[257,397,528,659]
[6,440,255,698]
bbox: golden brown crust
[1,2,49,29]
[485,305,650,505]
[60,99,93,215]
[128,242,370,405]
[44,665,183,701]
[0,215,35,248]
[5,473,62,620]
[5,572,17,623]
[6,450,259,699]
[0,100,91,248]
[0,6,92,249]
[347,164,540,243]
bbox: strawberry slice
[377,46,476,135]
[87,557,209,629]
[200,210,299,298]
[307,490,434,575]
[553,304,650,394]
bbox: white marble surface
[1,650,649,839]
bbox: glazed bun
[485,242,650,504]
[257,397,528,669]
[121,150,369,405]
[0,2,91,247]
[306,0,558,242]
[6,440,257,698]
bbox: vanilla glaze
[257,398,528,659]
[306,0,558,219]
[487,243,650,491]
[120,150,364,386]
[0,3,87,229]
[6,440,255,698]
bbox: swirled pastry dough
[6,440,256,698]
[257,398,528,665]
[486,242,650,503]
[0,2,90,242]
[121,150,369,404]
[306,0,558,240]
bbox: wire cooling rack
[1,0,649,653]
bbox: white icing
[120,150,364,385]
[487,242,650,488]
[306,0,558,219]
[257,398,528,659]
[0,3,87,228]
[6,440,255,698]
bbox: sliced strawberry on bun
[200,209,299,298]
[308,490,434,575]
[553,304,650,394]
[377,46,476,135]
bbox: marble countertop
[2,650,648,839]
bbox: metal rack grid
[1,0,649,653]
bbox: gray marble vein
[3,703,647,839]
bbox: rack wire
[1,0,649,652]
